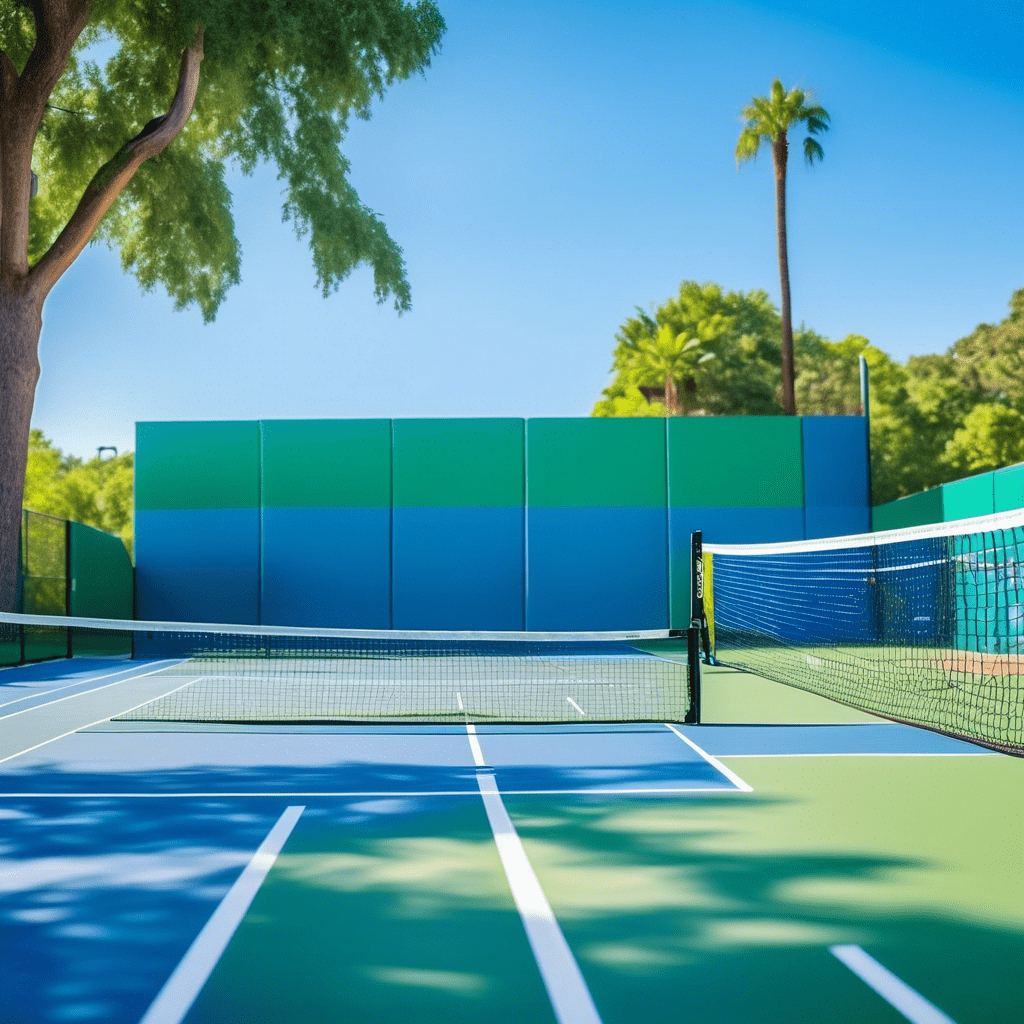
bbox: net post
[686,530,706,724]
[685,627,701,724]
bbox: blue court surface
[2,656,1020,1024]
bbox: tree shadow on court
[2,756,1021,1024]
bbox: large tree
[736,79,829,416]
[593,281,784,418]
[0,0,444,611]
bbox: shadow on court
[3,782,1021,1024]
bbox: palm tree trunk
[665,374,678,415]
[0,287,43,612]
[773,131,796,415]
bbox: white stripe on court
[566,696,586,716]
[719,752,996,758]
[664,723,754,792]
[0,661,178,712]
[476,772,602,1024]
[466,722,486,767]
[0,674,207,766]
[0,661,180,721]
[456,691,464,711]
[138,805,304,1024]
[466,725,602,1024]
[830,945,958,1024]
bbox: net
[698,512,1024,754]
[0,613,697,725]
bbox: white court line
[465,723,486,767]
[0,675,206,765]
[138,805,304,1024]
[467,726,602,1023]
[664,723,753,792]
[0,787,744,799]
[0,661,178,712]
[475,770,602,1024]
[566,696,586,716]
[0,662,182,722]
[456,691,464,711]
[719,752,996,758]
[831,945,958,1024]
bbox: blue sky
[33,0,1024,458]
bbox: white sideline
[0,662,176,712]
[664,723,754,792]
[830,945,958,1024]
[138,805,304,1024]
[468,727,603,1024]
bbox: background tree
[0,0,445,612]
[23,430,133,551]
[594,281,783,417]
[736,79,829,416]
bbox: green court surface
[700,663,880,724]
[184,799,556,1023]
[3,659,1021,1024]
[508,755,1024,1024]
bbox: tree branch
[0,49,18,251]
[29,26,205,301]
[0,0,90,280]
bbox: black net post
[686,529,705,724]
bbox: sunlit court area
[2,2,1023,1023]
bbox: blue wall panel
[526,507,668,631]
[392,507,524,630]
[802,417,870,539]
[135,509,259,624]
[671,506,805,547]
[261,507,391,628]
[668,507,805,628]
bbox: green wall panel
[942,472,994,521]
[261,420,391,508]
[526,418,666,507]
[994,463,1024,512]
[69,522,133,619]
[871,488,944,531]
[392,419,524,507]
[667,417,803,507]
[136,421,260,511]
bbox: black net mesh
[0,616,695,725]
[705,519,1024,754]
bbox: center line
[830,945,958,1024]
[465,725,601,1023]
[138,805,304,1024]
[566,696,586,716]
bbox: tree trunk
[0,286,43,612]
[773,131,796,415]
[665,374,679,416]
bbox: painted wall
[872,459,1024,532]
[136,415,870,630]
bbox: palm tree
[634,322,716,415]
[736,79,829,415]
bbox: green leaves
[593,281,783,418]
[18,0,446,316]
[735,78,830,167]
[23,432,135,554]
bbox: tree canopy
[0,0,445,611]
[24,430,133,552]
[595,283,1024,506]
[4,0,446,318]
